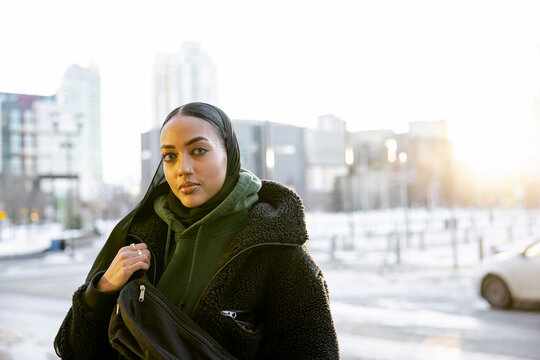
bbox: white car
[476,239,540,308]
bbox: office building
[303,115,348,210]
[153,42,217,128]
[57,64,103,199]
[0,92,55,177]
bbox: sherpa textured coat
[54,180,340,359]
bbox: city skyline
[1,0,540,188]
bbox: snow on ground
[337,333,523,360]
[0,223,63,257]
[0,219,116,258]
[306,207,540,270]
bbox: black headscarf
[158,102,242,226]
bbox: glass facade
[9,157,22,175]
[0,92,54,176]
[9,108,22,130]
[9,133,22,152]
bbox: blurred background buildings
[2,41,540,232]
[152,42,218,129]
[0,65,105,228]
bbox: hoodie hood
[154,169,261,237]
[228,179,309,255]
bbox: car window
[524,241,540,258]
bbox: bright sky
[1,0,540,188]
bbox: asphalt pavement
[1,242,540,360]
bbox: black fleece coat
[54,180,340,359]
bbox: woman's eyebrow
[184,136,209,146]
[160,136,209,150]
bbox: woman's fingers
[129,242,148,251]
[123,244,151,267]
[128,259,150,273]
[97,243,151,292]
[126,243,151,264]
[126,244,151,265]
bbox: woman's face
[160,114,227,208]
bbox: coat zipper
[193,242,300,312]
[221,310,236,319]
[139,284,146,302]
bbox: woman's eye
[193,148,208,155]
[162,153,177,162]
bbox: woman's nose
[177,156,193,176]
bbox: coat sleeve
[54,213,133,359]
[261,246,340,359]
[54,275,120,359]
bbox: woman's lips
[179,183,199,194]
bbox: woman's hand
[97,243,151,292]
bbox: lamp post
[265,121,274,180]
[266,147,275,180]
[53,113,84,257]
[385,139,400,264]
[345,146,355,249]
[399,151,410,248]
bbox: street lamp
[345,146,355,249]
[265,147,275,180]
[399,151,408,164]
[385,139,397,164]
[53,113,84,256]
[385,138,401,263]
[399,151,410,248]
[345,147,354,168]
[344,146,354,210]
[265,121,274,180]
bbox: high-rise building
[234,120,305,195]
[0,92,55,177]
[303,115,348,210]
[33,101,84,179]
[0,92,56,224]
[153,42,217,128]
[407,120,452,207]
[140,127,161,194]
[57,64,103,199]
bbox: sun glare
[452,127,537,179]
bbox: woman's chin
[178,194,205,208]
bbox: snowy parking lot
[1,208,540,359]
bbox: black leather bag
[108,277,236,360]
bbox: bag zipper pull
[139,284,146,302]
[116,303,119,315]
[221,310,237,319]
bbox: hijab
[160,103,242,226]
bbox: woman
[54,102,339,359]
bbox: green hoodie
[153,169,261,316]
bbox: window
[9,157,22,175]
[24,135,36,153]
[23,109,34,124]
[24,158,35,176]
[9,108,22,129]
[10,134,22,152]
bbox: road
[0,243,539,360]
[323,262,540,360]
[0,245,99,360]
